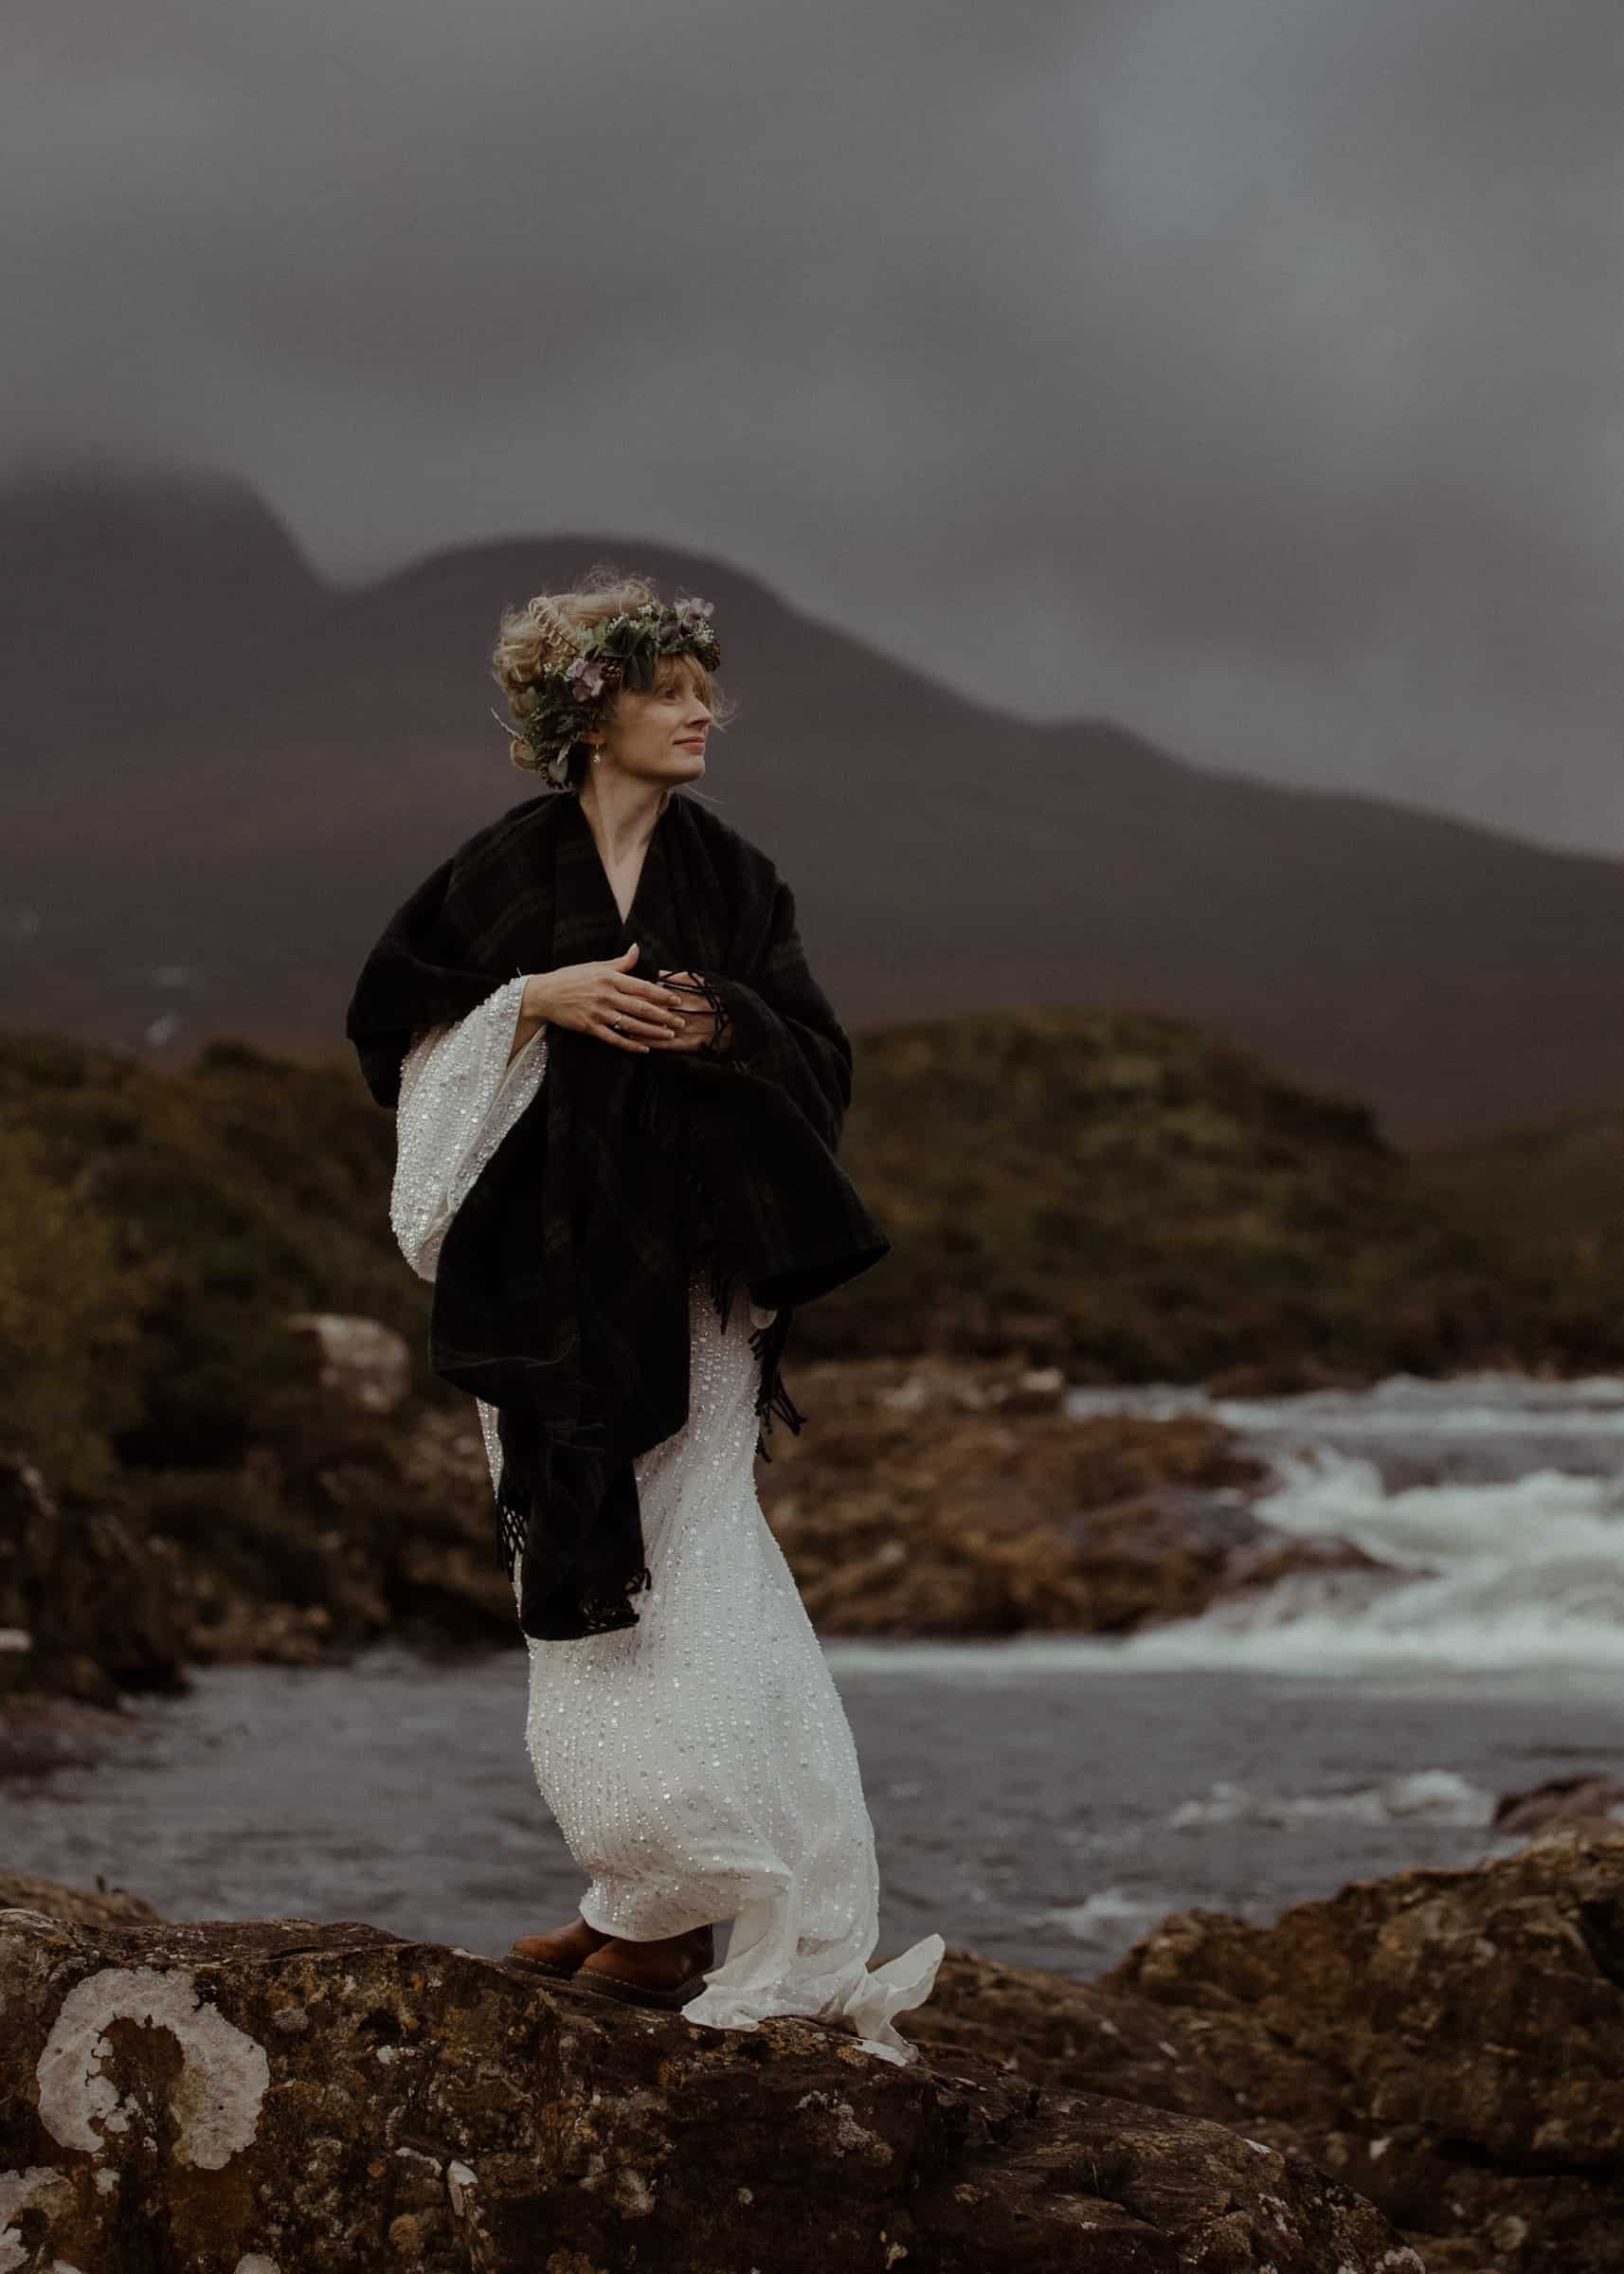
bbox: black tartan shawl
[344,787,890,1641]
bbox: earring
[592,751,602,764]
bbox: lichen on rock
[0,1900,1414,2273]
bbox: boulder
[0,1902,1415,2273]
[755,1355,1381,1635]
[388,1408,526,1638]
[0,1874,162,1929]
[1492,1775,1624,1835]
[286,1313,413,1416]
[0,1694,136,1778]
[1092,1821,1624,2272]
[0,1452,188,1704]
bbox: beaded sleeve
[389,974,549,1282]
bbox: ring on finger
[610,1015,623,1032]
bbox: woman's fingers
[595,953,685,1007]
[642,999,724,1052]
[589,1015,651,1052]
[609,985,685,1033]
[560,959,705,1049]
[610,1009,681,1040]
[585,991,681,1048]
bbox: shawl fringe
[749,1303,806,1461]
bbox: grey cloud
[5,0,1623,849]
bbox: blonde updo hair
[491,561,735,791]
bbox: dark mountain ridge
[5,460,1622,1141]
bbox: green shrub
[0,1122,137,1489]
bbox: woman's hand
[517,945,690,1056]
[644,969,735,1055]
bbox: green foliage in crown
[506,596,722,788]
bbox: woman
[345,568,944,2065]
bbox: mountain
[6,460,1624,1141]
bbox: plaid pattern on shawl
[345,787,890,1640]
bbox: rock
[0,1874,162,1928]
[388,1409,526,1638]
[0,1452,188,1703]
[1053,1480,1386,1632]
[0,1398,518,1707]
[286,1312,412,1416]
[1492,1774,1624,1834]
[0,1901,1416,2273]
[754,1356,1380,1635]
[0,1355,1388,1706]
[0,1694,137,1779]
[1093,1821,1624,2273]
[1200,1357,1372,1398]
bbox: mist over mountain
[6,460,1623,1143]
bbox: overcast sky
[8,0,1624,855]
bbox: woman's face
[589,656,712,788]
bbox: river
[8,1367,1621,1975]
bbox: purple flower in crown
[675,596,715,623]
[564,655,609,701]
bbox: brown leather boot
[508,1913,614,1979]
[574,1922,715,2011]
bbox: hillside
[9,462,1624,1139]
[0,1007,1538,1492]
[1411,1103,1624,1371]
[796,1007,1521,1382]
[3,1009,1615,1703]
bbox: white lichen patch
[792,2091,893,2164]
[616,2086,671,2123]
[0,2167,72,2274]
[234,2256,281,2274]
[608,2168,655,2218]
[834,2102,891,2162]
[35,1966,270,2169]
[446,2161,477,2219]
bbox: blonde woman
[346,569,944,2064]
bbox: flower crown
[498,595,722,789]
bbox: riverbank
[2,1351,1389,1708]
[7,1821,1620,2270]
[9,1009,1624,1713]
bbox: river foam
[1056,1368,1624,1678]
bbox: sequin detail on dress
[392,984,946,2066]
[391,975,544,1283]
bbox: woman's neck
[576,774,668,863]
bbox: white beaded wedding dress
[389,975,945,2065]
